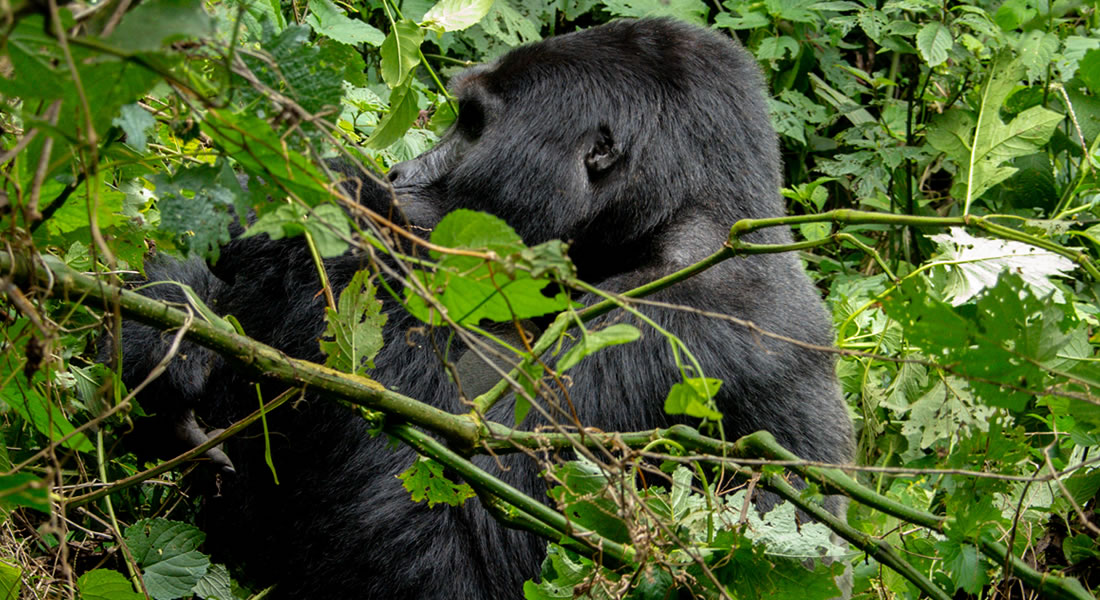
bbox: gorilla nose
[387,161,412,185]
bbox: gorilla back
[118,18,853,600]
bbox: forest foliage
[0,0,1099,597]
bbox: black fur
[113,19,853,599]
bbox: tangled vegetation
[0,0,1099,597]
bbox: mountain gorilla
[113,18,853,600]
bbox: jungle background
[1,0,1099,597]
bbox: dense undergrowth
[1,0,1099,597]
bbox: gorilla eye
[457,99,486,139]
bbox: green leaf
[106,0,215,52]
[757,36,799,60]
[366,76,421,150]
[798,221,830,242]
[43,184,126,236]
[915,21,951,67]
[556,324,641,372]
[881,274,1077,412]
[190,563,233,600]
[306,0,385,46]
[153,165,236,262]
[397,457,476,508]
[125,519,210,600]
[237,24,366,116]
[1079,48,1100,94]
[936,541,990,594]
[125,518,207,567]
[927,227,1074,305]
[112,104,156,154]
[1017,31,1059,81]
[549,461,631,543]
[306,204,353,257]
[241,202,352,257]
[523,545,593,599]
[0,561,20,600]
[663,378,724,420]
[380,20,425,88]
[926,54,1062,213]
[405,210,570,326]
[320,270,387,375]
[143,552,210,600]
[0,371,93,453]
[0,473,50,515]
[602,0,708,24]
[77,570,144,600]
[421,0,494,32]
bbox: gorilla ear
[585,126,621,178]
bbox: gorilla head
[118,18,852,600]
[379,19,785,282]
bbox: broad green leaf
[237,24,366,115]
[477,2,541,46]
[714,8,770,30]
[380,20,425,88]
[0,370,93,453]
[397,458,476,507]
[405,210,570,325]
[77,570,144,600]
[43,185,126,237]
[306,204,354,257]
[927,227,1074,305]
[757,36,799,60]
[106,0,215,52]
[555,324,641,372]
[663,378,723,420]
[798,221,830,242]
[125,519,206,566]
[366,77,421,150]
[523,545,591,599]
[915,21,951,67]
[1017,31,1059,81]
[548,461,630,543]
[927,54,1062,212]
[143,552,210,600]
[0,561,19,600]
[421,0,495,32]
[1078,48,1100,94]
[320,270,387,375]
[113,104,156,154]
[153,165,236,262]
[306,0,385,45]
[242,202,351,257]
[125,520,211,599]
[936,542,990,594]
[190,563,233,600]
[0,473,50,515]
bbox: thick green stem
[1,252,480,447]
[728,210,1100,281]
[388,423,635,567]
